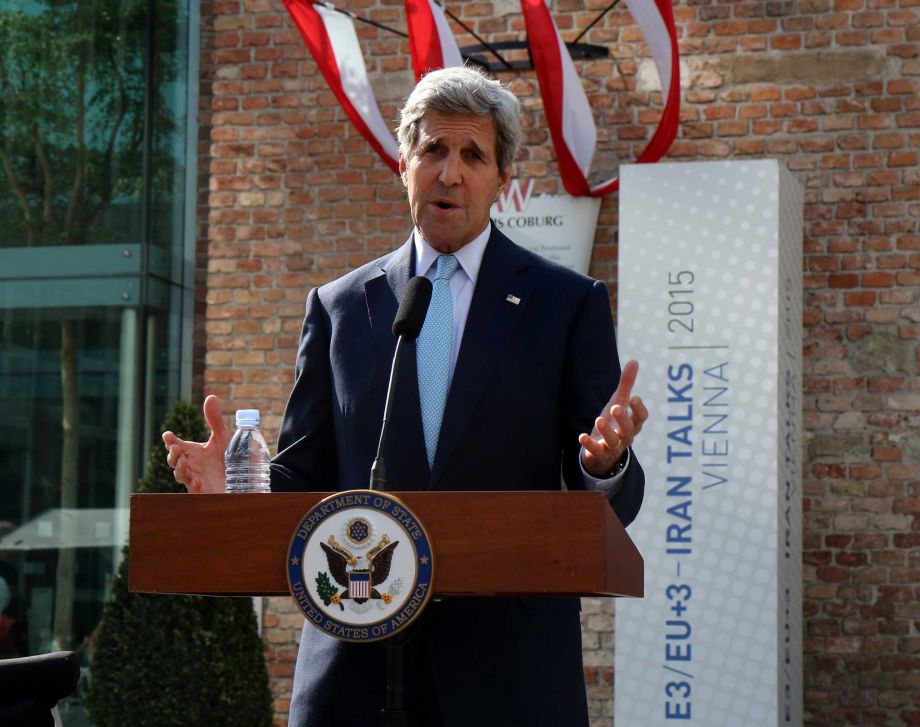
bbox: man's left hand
[579,359,648,478]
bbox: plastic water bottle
[224,409,271,493]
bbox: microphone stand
[370,277,432,725]
[381,630,412,727]
[369,333,410,726]
[370,335,404,492]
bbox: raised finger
[612,360,640,406]
[203,395,228,440]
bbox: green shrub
[86,401,273,727]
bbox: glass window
[0,0,191,281]
[0,0,194,722]
[0,0,147,250]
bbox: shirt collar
[413,222,491,285]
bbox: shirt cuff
[578,447,630,496]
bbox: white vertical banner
[615,160,803,727]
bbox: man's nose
[438,153,462,186]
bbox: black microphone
[370,276,432,490]
[392,276,432,338]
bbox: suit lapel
[431,228,535,483]
[365,239,411,367]
[364,238,430,488]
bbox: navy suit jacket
[274,226,644,726]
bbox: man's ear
[398,154,407,186]
[497,167,511,197]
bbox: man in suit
[165,66,647,726]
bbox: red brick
[862,272,895,287]
[889,79,919,94]
[750,84,782,102]
[772,33,803,49]
[888,151,918,166]
[844,291,877,306]
[872,446,903,461]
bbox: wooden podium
[129,491,643,599]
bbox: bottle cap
[235,409,260,427]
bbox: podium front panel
[130,490,643,598]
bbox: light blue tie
[417,254,459,467]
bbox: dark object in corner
[0,651,80,727]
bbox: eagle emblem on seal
[316,534,399,609]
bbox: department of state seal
[287,490,435,642]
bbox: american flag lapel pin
[506,294,521,305]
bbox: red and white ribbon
[284,0,463,173]
[285,0,680,193]
[284,0,400,173]
[405,0,464,81]
[521,0,680,196]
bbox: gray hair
[397,66,523,174]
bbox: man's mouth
[432,199,459,210]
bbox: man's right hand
[163,395,230,494]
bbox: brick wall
[196,1,920,724]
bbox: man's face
[400,110,511,253]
